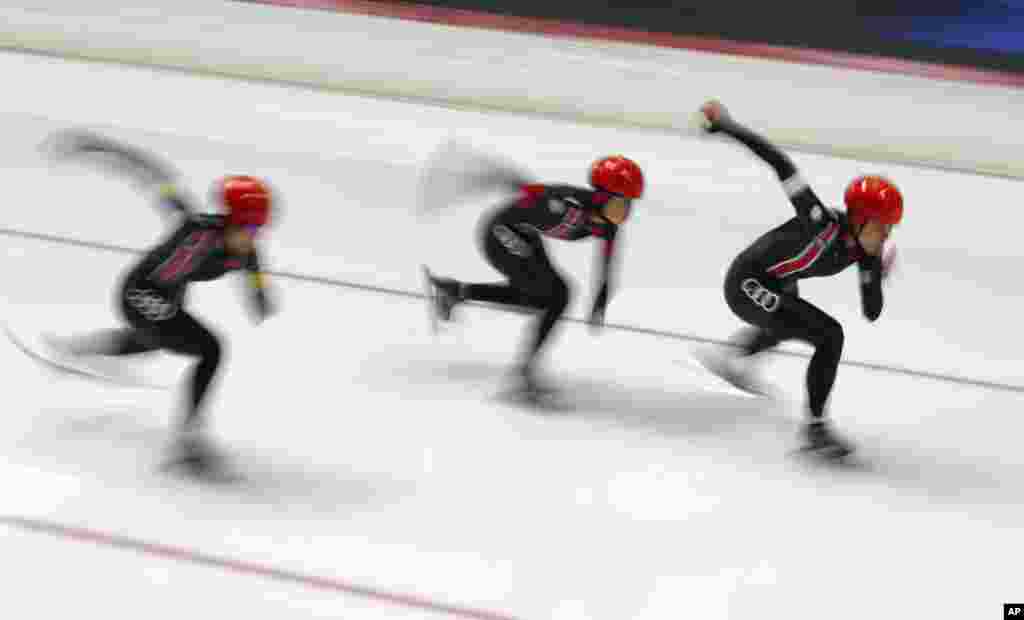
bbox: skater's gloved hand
[695,100,731,133]
[251,288,275,323]
[246,270,276,323]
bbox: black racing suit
[713,119,884,418]
[465,183,620,367]
[114,189,270,428]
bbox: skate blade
[496,386,571,413]
[692,349,771,398]
[719,376,772,398]
[798,444,853,459]
[791,444,863,468]
[159,455,243,484]
[5,326,172,391]
[421,265,439,335]
[6,326,98,381]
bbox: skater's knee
[208,337,223,364]
[198,333,223,368]
[548,278,570,314]
[827,319,844,350]
[814,318,844,355]
[104,328,160,354]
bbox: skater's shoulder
[540,184,608,210]
[180,212,227,230]
[512,182,595,200]
[777,204,840,231]
[155,213,227,247]
[544,183,594,198]
[510,183,583,210]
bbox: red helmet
[590,155,644,198]
[844,175,903,227]
[218,175,272,228]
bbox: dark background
[388,0,1024,74]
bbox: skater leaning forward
[43,130,276,471]
[426,155,644,397]
[695,101,903,458]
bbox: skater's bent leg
[66,328,161,356]
[471,228,571,387]
[724,275,841,408]
[736,326,783,356]
[804,319,844,420]
[465,231,549,311]
[463,283,534,307]
[782,300,845,420]
[184,334,221,428]
[155,313,223,430]
[525,277,570,362]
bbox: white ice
[0,49,1021,620]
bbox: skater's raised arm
[47,129,194,216]
[697,101,830,223]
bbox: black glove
[251,288,274,322]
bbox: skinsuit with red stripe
[718,120,884,420]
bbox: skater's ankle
[177,420,206,440]
[449,281,466,300]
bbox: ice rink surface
[0,50,1021,619]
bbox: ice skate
[508,362,568,412]
[37,332,169,389]
[694,346,770,397]
[40,333,93,368]
[35,332,87,373]
[422,266,463,331]
[799,421,855,460]
[163,429,235,480]
[519,362,556,395]
[6,328,114,383]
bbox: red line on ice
[1,515,520,620]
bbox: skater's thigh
[125,309,217,358]
[483,230,565,298]
[725,273,785,325]
[120,284,218,357]
[725,273,838,345]
[777,297,842,347]
[155,312,219,357]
